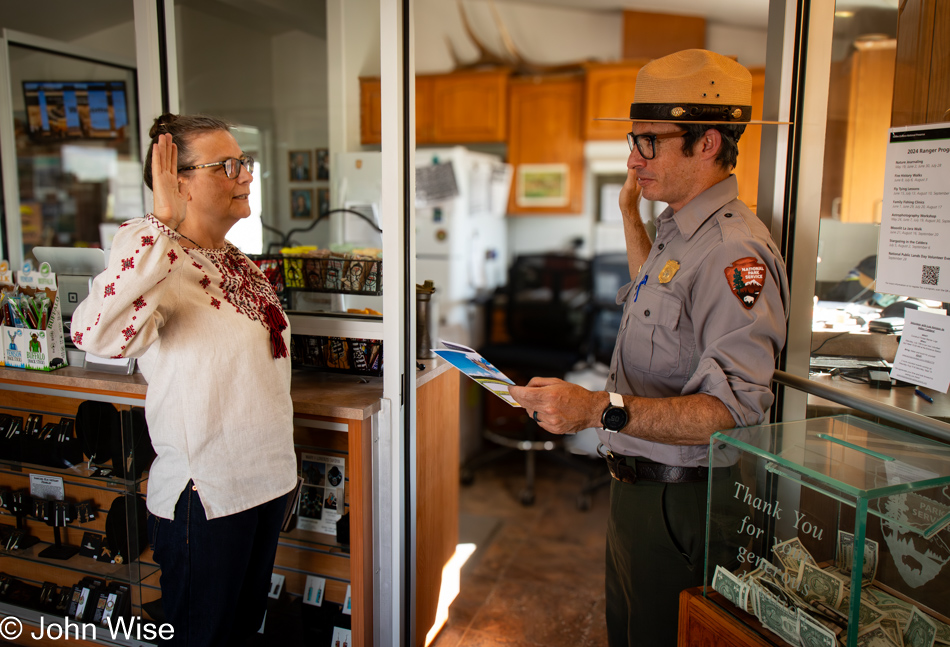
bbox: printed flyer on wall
[297,453,345,535]
[433,340,521,407]
[876,122,950,302]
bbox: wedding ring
[533,411,540,422]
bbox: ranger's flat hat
[599,49,790,125]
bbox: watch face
[603,407,627,431]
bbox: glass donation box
[705,414,950,647]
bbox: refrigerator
[333,147,511,347]
[415,146,511,347]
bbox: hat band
[630,102,752,123]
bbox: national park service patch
[724,257,767,309]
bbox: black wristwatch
[601,392,628,433]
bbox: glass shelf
[0,459,149,489]
[0,540,159,583]
[279,526,350,555]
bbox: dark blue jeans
[149,483,290,646]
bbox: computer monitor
[31,247,105,318]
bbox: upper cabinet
[892,0,950,127]
[359,77,383,145]
[360,68,509,145]
[506,74,585,215]
[582,60,645,140]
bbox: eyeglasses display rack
[0,366,157,645]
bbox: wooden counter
[0,358,459,647]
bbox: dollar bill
[932,617,950,646]
[712,565,744,609]
[858,624,902,647]
[837,530,879,585]
[798,608,838,647]
[839,591,886,628]
[904,606,937,647]
[880,617,905,647]
[756,587,800,646]
[774,536,817,573]
[797,561,846,608]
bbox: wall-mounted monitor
[22,81,129,141]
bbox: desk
[805,373,950,423]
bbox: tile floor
[430,452,612,647]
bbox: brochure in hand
[433,340,521,407]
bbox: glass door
[797,2,950,428]
[1,34,139,268]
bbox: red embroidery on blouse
[167,250,178,264]
[113,354,124,358]
[193,261,203,270]
[95,314,100,325]
[200,276,211,289]
[121,257,135,271]
[73,332,83,345]
[210,297,221,309]
[133,296,146,311]
[104,284,116,297]
[141,236,155,246]
[122,325,136,340]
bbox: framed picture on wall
[291,188,314,220]
[317,188,330,217]
[315,148,329,181]
[289,150,312,182]
[515,163,570,208]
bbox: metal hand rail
[773,369,950,444]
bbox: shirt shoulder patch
[724,257,767,309]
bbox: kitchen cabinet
[506,74,585,215]
[360,69,509,145]
[734,66,766,212]
[582,60,646,141]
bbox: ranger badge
[658,260,680,284]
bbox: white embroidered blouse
[71,215,297,520]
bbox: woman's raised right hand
[151,133,188,230]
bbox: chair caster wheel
[576,494,592,511]
[460,468,475,486]
[519,489,535,506]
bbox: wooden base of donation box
[678,587,782,647]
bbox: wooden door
[893,0,950,127]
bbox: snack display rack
[250,255,384,377]
[250,255,382,298]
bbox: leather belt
[600,446,727,485]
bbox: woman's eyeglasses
[626,131,687,160]
[178,156,254,179]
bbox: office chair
[460,253,595,506]
[565,252,631,510]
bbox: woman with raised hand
[72,113,296,646]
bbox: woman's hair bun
[148,113,178,140]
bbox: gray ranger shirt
[597,174,790,467]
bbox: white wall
[272,30,330,245]
[414,0,622,73]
